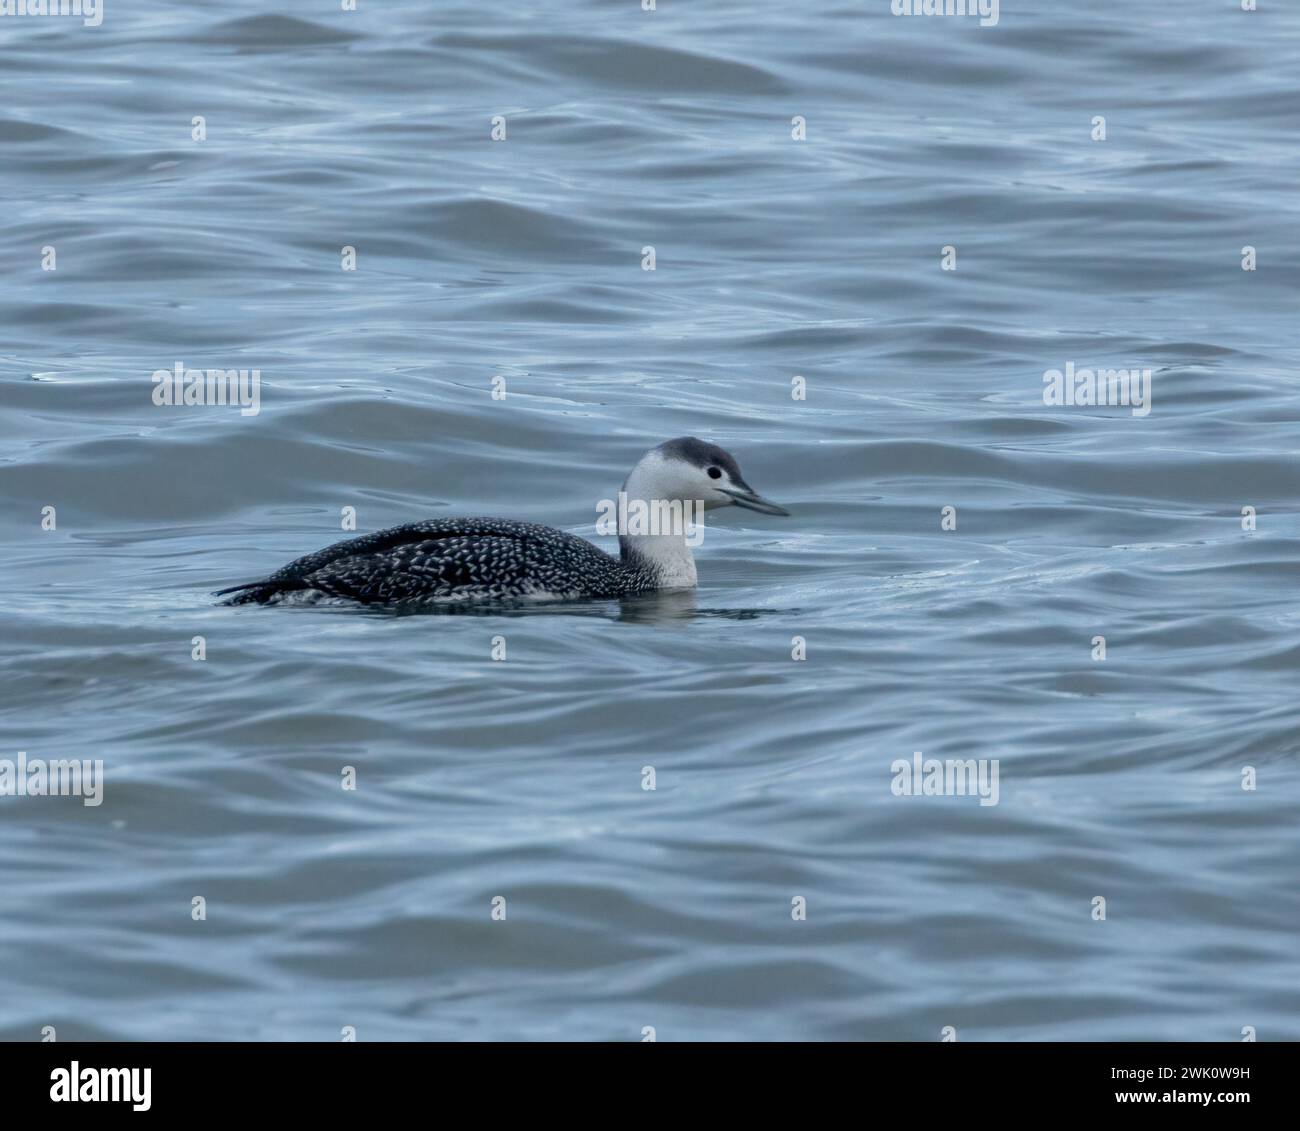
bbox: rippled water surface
[2,0,1299,1041]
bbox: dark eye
[707,467,722,479]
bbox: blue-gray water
[2,0,1299,1041]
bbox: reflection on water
[617,588,698,625]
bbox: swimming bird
[216,437,789,606]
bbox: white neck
[620,529,698,588]
[619,455,699,589]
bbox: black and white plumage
[216,437,789,607]
[217,517,655,605]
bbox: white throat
[619,453,700,589]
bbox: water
[2,0,1299,1041]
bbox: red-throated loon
[216,437,789,606]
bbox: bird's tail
[213,581,277,605]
